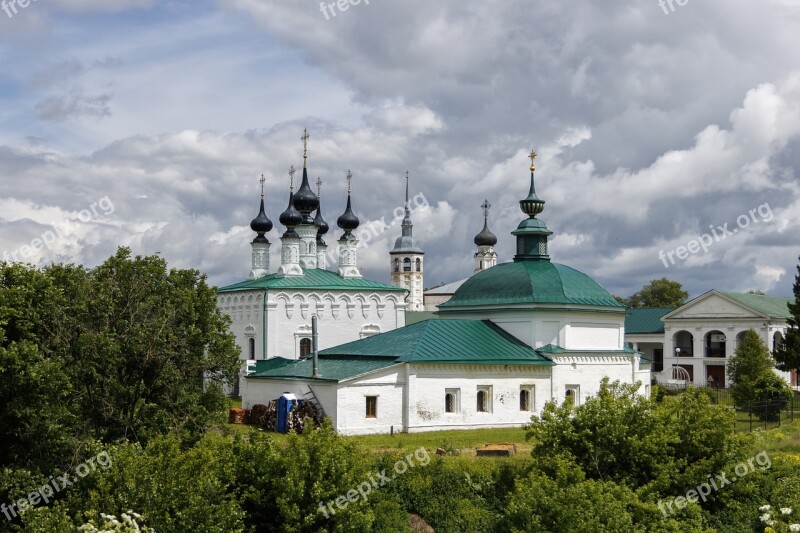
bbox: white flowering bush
[78,511,154,533]
[758,504,800,533]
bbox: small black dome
[337,194,360,238]
[314,206,329,244]
[293,168,319,224]
[250,199,273,234]
[474,221,497,246]
[279,192,303,235]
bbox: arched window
[403,258,411,272]
[445,393,455,413]
[520,389,531,411]
[673,330,694,357]
[299,338,312,358]
[248,338,256,359]
[394,258,400,272]
[415,258,421,272]
[773,331,784,352]
[564,388,575,406]
[477,390,488,412]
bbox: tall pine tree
[775,256,800,375]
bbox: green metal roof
[717,291,792,320]
[249,358,293,374]
[624,307,674,334]
[218,268,406,293]
[438,261,623,309]
[405,311,438,325]
[321,319,553,366]
[248,356,399,382]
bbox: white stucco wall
[440,308,625,351]
[217,288,406,363]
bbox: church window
[415,258,421,272]
[476,386,492,413]
[520,386,534,411]
[248,338,256,359]
[565,385,580,406]
[403,258,411,272]
[394,258,400,272]
[445,388,460,413]
[365,396,378,418]
[299,338,312,358]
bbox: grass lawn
[344,427,532,456]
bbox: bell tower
[390,172,425,311]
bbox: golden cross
[529,149,537,171]
[259,173,266,198]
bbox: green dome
[438,261,623,309]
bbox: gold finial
[529,149,537,172]
[316,177,322,197]
[259,173,266,198]
[289,165,296,192]
[346,170,352,194]
[301,128,310,168]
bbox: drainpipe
[312,315,319,378]
[262,289,268,359]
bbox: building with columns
[244,151,650,434]
[390,173,425,311]
[625,291,797,389]
[216,131,407,393]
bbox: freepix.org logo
[1,0,38,19]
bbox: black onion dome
[279,192,303,237]
[250,199,273,234]
[474,221,497,246]
[314,207,329,244]
[293,168,319,224]
[337,194,360,239]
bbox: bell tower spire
[513,148,552,261]
[390,170,424,310]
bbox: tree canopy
[776,256,800,373]
[623,278,688,308]
[0,248,240,472]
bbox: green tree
[626,278,688,308]
[0,263,78,471]
[727,329,776,406]
[776,257,800,374]
[46,248,241,444]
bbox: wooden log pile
[228,408,249,424]
[248,400,323,433]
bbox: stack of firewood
[247,400,323,433]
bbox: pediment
[664,291,765,321]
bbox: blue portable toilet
[277,393,298,433]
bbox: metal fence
[659,384,800,433]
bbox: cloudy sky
[1,0,799,300]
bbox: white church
[219,140,651,434]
